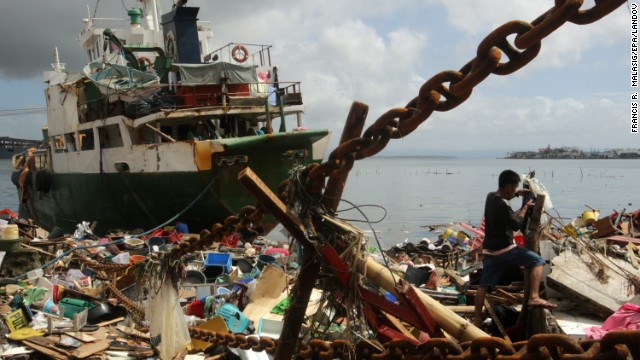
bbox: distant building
[505,146,639,159]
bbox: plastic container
[146,236,165,252]
[582,210,598,226]
[256,254,276,270]
[236,258,254,274]
[185,270,206,284]
[203,266,224,282]
[258,318,283,339]
[130,255,145,264]
[204,253,232,273]
[513,233,524,247]
[2,224,19,240]
[215,303,250,333]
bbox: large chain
[99,1,632,357]
[304,0,627,190]
[187,329,639,359]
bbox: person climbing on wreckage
[472,169,556,328]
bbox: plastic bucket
[236,258,254,274]
[256,254,276,270]
[203,266,224,282]
[130,255,145,264]
[147,236,165,253]
[582,210,598,226]
[185,270,206,284]
[404,266,431,286]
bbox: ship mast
[51,47,65,72]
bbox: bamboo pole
[361,257,488,342]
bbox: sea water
[1,157,638,248]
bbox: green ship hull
[18,130,329,234]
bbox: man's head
[498,169,521,199]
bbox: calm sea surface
[2,157,638,247]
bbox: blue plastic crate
[204,252,232,274]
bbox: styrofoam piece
[257,318,283,339]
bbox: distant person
[472,170,556,328]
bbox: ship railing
[80,81,303,121]
[205,43,274,67]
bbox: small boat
[83,61,160,99]
[12,0,330,234]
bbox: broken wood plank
[22,337,69,360]
[382,313,419,341]
[607,235,640,246]
[71,339,109,359]
[590,217,617,239]
[446,305,485,314]
[547,250,636,319]
[484,299,511,343]
[444,268,466,291]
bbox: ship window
[51,135,67,153]
[79,129,95,151]
[98,124,124,148]
[64,133,77,152]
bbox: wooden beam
[484,299,511,343]
[238,167,314,360]
[519,194,546,331]
[323,101,368,213]
[238,167,308,245]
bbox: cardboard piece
[71,339,110,359]
[241,265,288,324]
[189,316,229,352]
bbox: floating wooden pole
[361,257,488,342]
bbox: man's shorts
[480,247,545,291]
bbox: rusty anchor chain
[95,1,632,358]
[186,329,639,360]
[302,0,626,191]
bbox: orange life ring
[231,45,249,63]
[137,56,153,69]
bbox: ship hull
[17,130,330,234]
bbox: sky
[0,0,635,157]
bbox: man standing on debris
[472,169,556,327]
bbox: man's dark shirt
[483,192,524,251]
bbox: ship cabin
[39,2,309,174]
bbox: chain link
[306,0,626,189]
[186,330,640,360]
[98,1,631,357]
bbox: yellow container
[2,224,19,240]
[581,210,598,226]
[442,228,454,239]
[562,224,578,237]
[456,231,469,243]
